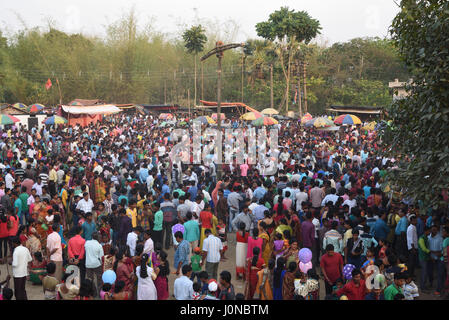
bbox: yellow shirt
[126,208,137,228]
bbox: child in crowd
[217,218,227,261]
[190,247,202,282]
[30,251,47,285]
[192,282,202,300]
[403,274,419,300]
[42,262,59,300]
[198,271,209,295]
[100,283,112,300]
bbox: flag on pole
[45,78,52,90]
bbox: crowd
[0,111,448,301]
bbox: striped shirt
[202,234,223,263]
[323,229,344,254]
[39,173,49,186]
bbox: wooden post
[194,55,198,107]
[303,62,308,113]
[270,64,274,109]
[164,79,167,105]
[241,52,244,102]
[217,53,222,180]
[201,62,204,101]
[188,88,191,117]
[297,62,302,118]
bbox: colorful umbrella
[211,113,226,120]
[158,121,168,127]
[361,121,377,131]
[159,113,174,120]
[334,114,362,125]
[29,103,45,113]
[13,103,28,111]
[251,116,279,126]
[240,111,263,121]
[261,108,279,115]
[0,114,20,125]
[44,116,67,125]
[300,112,313,124]
[193,116,215,125]
[70,101,83,106]
[305,117,334,128]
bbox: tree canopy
[381,0,449,206]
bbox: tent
[60,104,121,127]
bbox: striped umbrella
[301,113,313,124]
[334,114,362,125]
[193,116,216,125]
[251,116,279,126]
[13,103,28,111]
[261,108,279,115]
[44,115,67,125]
[240,111,263,121]
[29,103,45,113]
[305,117,334,128]
[0,114,20,125]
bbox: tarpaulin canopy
[61,105,121,115]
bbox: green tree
[182,25,207,105]
[381,0,449,206]
[256,6,321,112]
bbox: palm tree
[182,25,207,106]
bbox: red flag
[45,78,52,90]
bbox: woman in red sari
[154,250,170,300]
[114,251,135,294]
[244,246,265,300]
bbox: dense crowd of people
[0,112,448,300]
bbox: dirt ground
[0,232,440,300]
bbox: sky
[0,0,400,45]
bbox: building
[388,79,411,101]
[326,105,383,121]
[0,104,46,130]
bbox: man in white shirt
[296,185,309,211]
[201,229,223,281]
[12,236,32,300]
[321,188,339,206]
[47,224,63,281]
[76,192,94,214]
[174,265,194,300]
[343,192,357,213]
[126,227,142,257]
[32,177,43,196]
[85,232,105,298]
[406,215,418,278]
[5,169,15,190]
[143,230,154,256]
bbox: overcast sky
[0,0,400,45]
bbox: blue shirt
[253,187,266,201]
[373,218,389,240]
[395,216,408,235]
[174,240,190,270]
[82,221,97,240]
[139,168,149,184]
[363,186,371,199]
[162,184,171,197]
[253,204,268,221]
[174,275,193,300]
[187,185,198,201]
[428,233,443,260]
